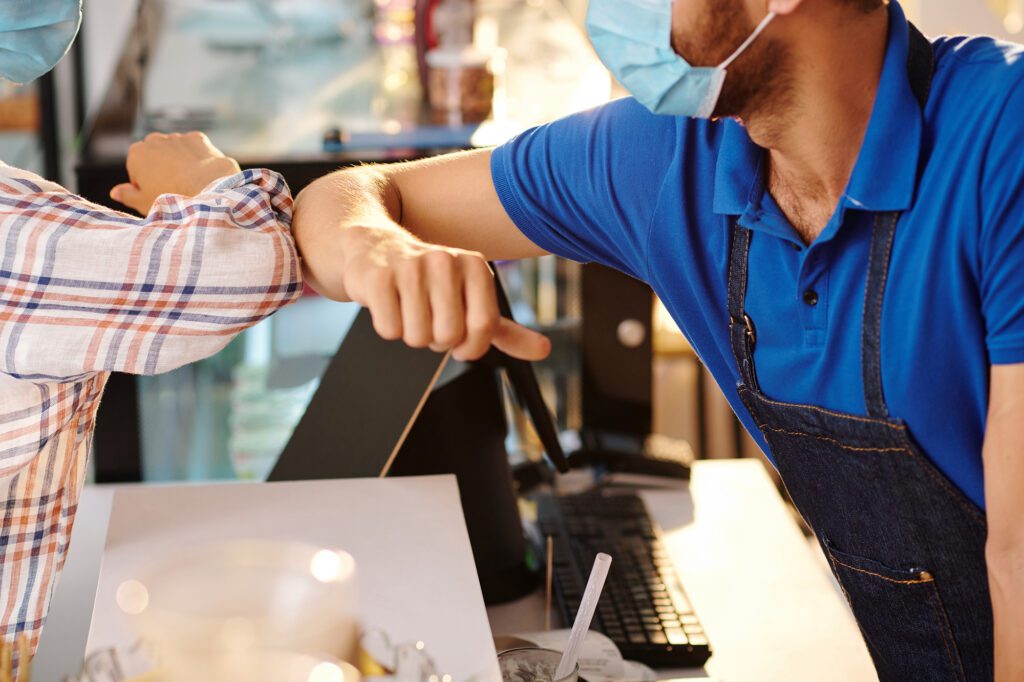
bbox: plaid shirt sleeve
[0,166,303,382]
[0,165,302,673]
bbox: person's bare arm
[983,363,1024,681]
[293,148,550,362]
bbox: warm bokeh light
[310,549,344,583]
[115,579,149,615]
[308,662,346,682]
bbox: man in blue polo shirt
[293,0,1023,678]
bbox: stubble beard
[671,2,794,144]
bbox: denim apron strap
[726,225,758,391]
[906,21,936,112]
[862,22,934,418]
[861,212,900,418]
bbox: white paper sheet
[86,475,499,681]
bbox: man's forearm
[292,166,409,301]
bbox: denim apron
[728,23,993,682]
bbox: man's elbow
[987,531,1024,579]
[295,166,400,229]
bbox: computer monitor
[269,271,568,603]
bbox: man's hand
[331,224,551,363]
[109,132,241,215]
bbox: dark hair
[844,0,885,12]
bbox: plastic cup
[497,648,580,682]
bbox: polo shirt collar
[712,1,924,225]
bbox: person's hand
[109,132,241,215]
[335,225,552,363]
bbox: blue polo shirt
[491,1,1024,510]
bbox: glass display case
[77,0,613,483]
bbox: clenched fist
[109,131,241,215]
[331,225,551,363]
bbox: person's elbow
[987,531,1024,577]
[293,165,397,230]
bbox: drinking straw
[554,553,612,680]
[545,536,554,631]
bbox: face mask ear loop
[718,11,777,70]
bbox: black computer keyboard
[534,489,712,669]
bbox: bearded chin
[714,39,788,120]
[671,1,785,121]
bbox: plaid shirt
[0,164,302,669]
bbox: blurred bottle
[423,0,494,124]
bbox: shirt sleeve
[490,97,681,282]
[980,82,1024,366]
[0,168,303,381]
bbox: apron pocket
[824,543,965,682]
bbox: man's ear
[767,0,804,16]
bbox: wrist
[190,157,242,195]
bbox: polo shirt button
[802,290,819,306]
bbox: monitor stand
[269,300,557,604]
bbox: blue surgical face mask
[586,0,775,118]
[0,0,83,84]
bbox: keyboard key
[689,634,709,646]
[649,632,668,644]
[665,628,688,645]
[680,614,700,625]
[684,624,704,634]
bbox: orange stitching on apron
[830,556,933,585]
[758,421,987,525]
[824,550,857,606]
[746,390,907,430]
[756,425,907,453]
